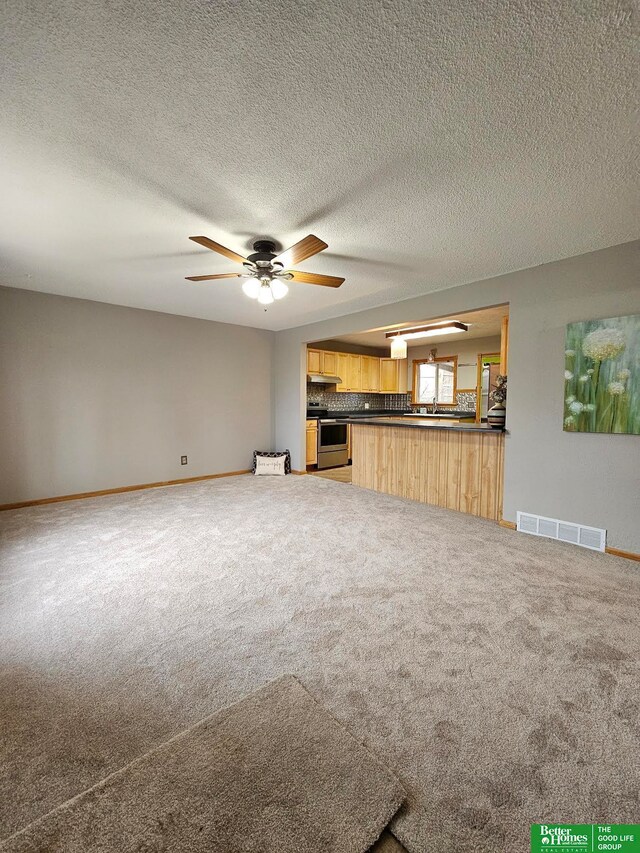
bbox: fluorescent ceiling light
[386,321,468,341]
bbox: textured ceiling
[1,1,638,331]
[326,305,509,348]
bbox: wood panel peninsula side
[348,418,505,522]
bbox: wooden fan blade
[189,236,247,265]
[185,273,243,281]
[274,235,328,267]
[287,270,344,288]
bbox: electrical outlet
[364,402,370,409]
[181,456,188,465]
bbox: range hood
[307,373,343,385]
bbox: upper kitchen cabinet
[307,348,338,377]
[335,353,350,391]
[322,350,338,376]
[361,356,380,392]
[347,354,362,391]
[307,349,322,374]
[335,353,366,392]
[379,358,407,393]
[307,347,403,394]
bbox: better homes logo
[531,824,640,853]
[532,825,590,852]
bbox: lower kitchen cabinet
[306,419,318,465]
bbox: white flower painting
[564,314,639,434]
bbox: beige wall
[0,287,274,504]
[274,241,640,552]
[407,334,502,392]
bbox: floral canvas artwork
[564,314,640,435]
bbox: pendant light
[390,337,408,359]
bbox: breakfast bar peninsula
[347,416,506,522]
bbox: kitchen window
[412,356,458,405]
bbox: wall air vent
[516,512,606,552]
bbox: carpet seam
[0,674,406,852]
[0,675,296,847]
[283,675,408,853]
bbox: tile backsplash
[454,391,477,412]
[307,385,410,411]
[307,384,477,412]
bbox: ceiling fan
[185,234,345,305]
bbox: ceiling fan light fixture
[185,233,343,305]
[270,279,289,300]
[242,278,261,299]
[257,283,275,305]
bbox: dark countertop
[330,410,408,419]
[346,416,504,433]
[306,409,409,420]
[310,410,476,419]
[307,409,481,423]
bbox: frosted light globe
[242,278,261,299]
[270,279,289,300]
[257,283,274,305]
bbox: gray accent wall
[0,287,274,504]
[274,241,640,552]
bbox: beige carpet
[1,675,404,853]
[1,474,639,852]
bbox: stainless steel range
[306,405,349,469]
[317,419,349,468]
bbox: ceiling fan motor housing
[247,239,278,265]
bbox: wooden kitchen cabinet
[397,359,408,393]
[379,358,396,392]
[360,356,371,392]
[347,354,362,392]
[369,357,381,392]
[306,419,318,465]
[322,350,337,375]
[380,358,407,393]
[361,356,380,392]
[306,347,402,394]
[307,348,338,377]
[335,353,350,391]
[307,349,322,374]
